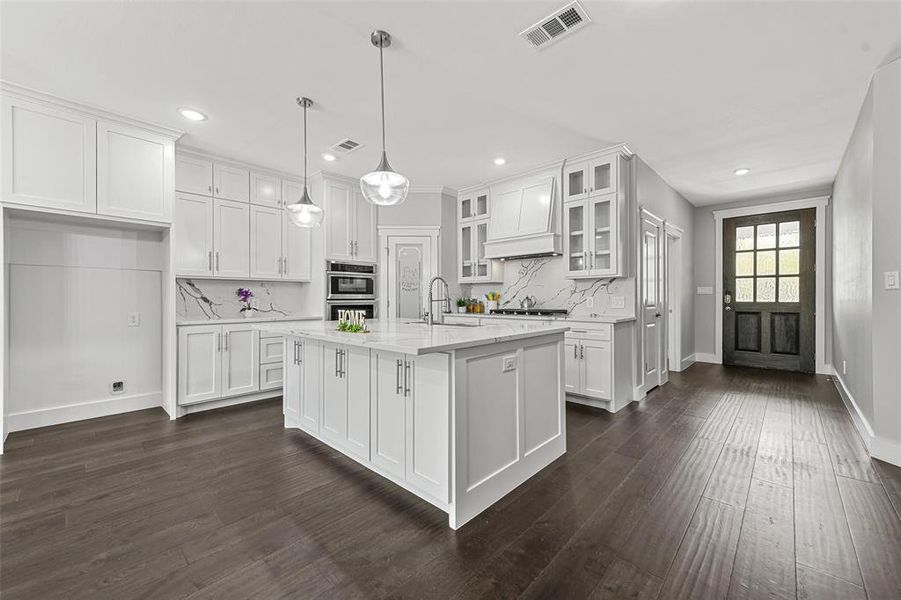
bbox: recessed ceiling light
[178,107,207,122]
[494,157,506,166]
[322,153,337,162]
[734,167,750,176]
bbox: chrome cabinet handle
[396,359,403,395]
[215,252,220,272]
[217,332,221,352]
[224,332,228,352]
[349,241,353,256]
[208,251,212,271]
[208,185,212,194]
[215,186,219,195]
[580,344,584,360]
[573,344,577,359]
[404,360,411,397]
[335,348,340,377]
[283,256,287,276]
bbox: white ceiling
[2,1,898,205]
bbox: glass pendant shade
[360,152,409,206]
[286,187,324,227]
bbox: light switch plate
[610,295,625,309]
[127,312,141,327]
[502,355,517,372]
[884,271,900,290]
[696,287,713,295]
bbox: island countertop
[256,319,570,355]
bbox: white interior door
[641,213,664,394]
[386,236,433,320]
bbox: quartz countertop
[256,319,570,355]
[446,312,636,324]
[177,315,323,327]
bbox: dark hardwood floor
[2,364,900,599]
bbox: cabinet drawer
[259,336,284,364]
[260,362,284,391]
[567,323,612,341]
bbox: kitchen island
[258,319,569,529]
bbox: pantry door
[383,233,437,321]
[723,209,815,372]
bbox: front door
[723,209,815,372]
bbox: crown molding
[1,80,184,139]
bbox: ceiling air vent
[519,1,591,50]
[330,138,363,154]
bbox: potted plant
[456,298,468,314]
[236,287,256,318]
[485,291,500,313]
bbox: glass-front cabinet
[458,187,502,283]
[563,148,627,279]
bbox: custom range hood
[482,163,562,259]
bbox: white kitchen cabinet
[300,338,321,433]
[564,153,618,201]
[260,362,284,391]
[260,335,284,364]
[371,352,408,479]
[283,216,312,281]
[323,177,378,262]
[1,96,97,214]
[250,205,283,279]
[580,339,612,398]
[250,171,282,207]
[175,154,213,196]
[221,324,260,397]
[284,338,302,425]
[564,337,581,394]
[174,193,214,276]
[213,198,250,278]
[282,177,304,208]
[321,343,370,459]
[177,325,222,405]
[96,120,174,222]
[457,187,502,283]
[565,192,619,278]
[213,163,250,203]
[459,188,489,221]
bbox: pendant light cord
[379,44,386,154]
[303,101,308,190]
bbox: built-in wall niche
[176,278,308,322]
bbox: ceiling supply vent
[519,1,591,50]
[330,138,363,154]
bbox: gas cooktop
[489,308,569,316]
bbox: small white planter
[485,301,498,313]
[242,310,256,319]
[457,307,467,314]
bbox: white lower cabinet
[177,323,259,405]
[565,330,612,401]
[288,338,449,503]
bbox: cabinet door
[405,354,449,501]
[96,120,173,222]
[260,362,284,391]
[177,325,221,405]
[174,193,214,276]
[345,346,371,460]
[250,205,283,279]
[2,97,96,213]
[284,338,302,425]
[458,223,474,280]
[300,339,321,433]
[563,161,588,202]
[282,177,304,207]
[283,215,312,281]
[250,171,282,207]
[564,201,588,277]
[353,190,377,262]
[588,155,617,195]
[474,220,490,279]
[325,181,353,260]
[213,199,250,278]
[213,163,250,202]
[176,154,213,196]
[564,337,582,394]
[321,343,349,446]
[581,340,612,399]
[259,335,284,364]
[371,352,406,479]
[589,193,617,277]
[221,324,260,397]
[473,189,489,219]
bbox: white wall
[5,215,164,431]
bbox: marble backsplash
[466,257,636,317]
[176,279,310,321]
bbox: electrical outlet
[697,287,713,295]
[610,295,625,309]
[586,297,594,309]
[110,381,125,395]
[884,271,900,290]
[502,355,517,372]
[127,312,141,327]
[842,360,847,376]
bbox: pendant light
[360,30,410,206]
[285,97,324,228]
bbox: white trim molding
[694,352,719,364]
[7,392,163,433]
[712,195,830,374]
[680,354,697,371]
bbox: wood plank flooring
[2,363,900,599]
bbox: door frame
[665,223,684,372]
[377,226,440,320]
[713,195,829,374]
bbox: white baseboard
[680,354,696,370]
[871,437,901,467]
[180,389,282,415]
[7,392,162,433]
[694,352,720,364]
[831,373,875,450]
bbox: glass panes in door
[476,222,489,277]
[460,224,472,278]
[734,220,801,303]
[591,196,612,272]
[460,197,472,219]
[475,192,488,218]
[395,245,423,319]
[567,204,585,271]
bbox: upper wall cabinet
[1,96,97,214]
[251,171,283,208]
[175,153,250,204]
[563,153,618,202]
[214,163,250,203]
[97,120,174,222]
[457,187,503,283]
[321,174,377,263]
[1,91,179,223]
[175,155,214,196]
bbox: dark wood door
[723,209,815,372]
